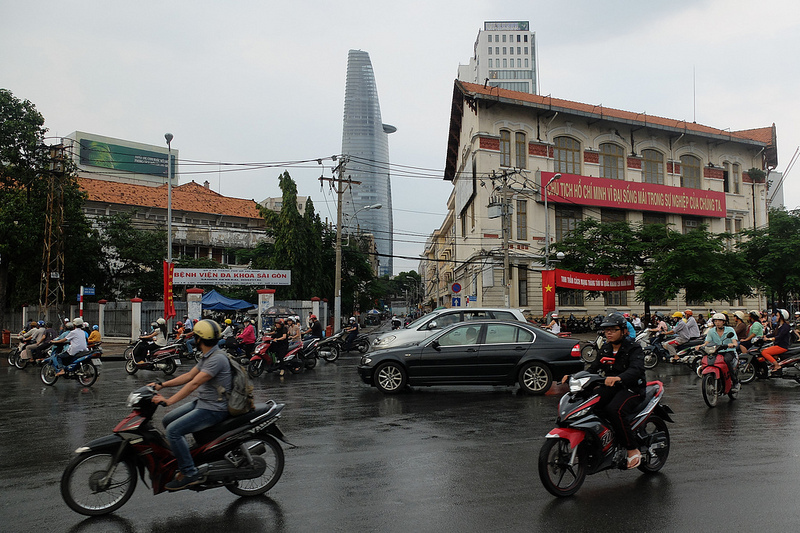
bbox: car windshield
[404,311,441,329]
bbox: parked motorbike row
[7,336,104,387]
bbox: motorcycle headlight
[567,407,592,420]
[569,376,591,393]
[126,391,143,408]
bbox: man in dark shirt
[303,314,324,339]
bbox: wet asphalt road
[3,330,800,532]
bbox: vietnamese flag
[542,270,556,316]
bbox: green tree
[738,207,800,307]
[0,90,104,324]
[97,212,167,299]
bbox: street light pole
[165,133,173,263]
[336,202,381,329]
[543,173,562,270]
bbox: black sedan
[357,320,583,394]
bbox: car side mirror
[431,339,441,351]
[427,321,438,330]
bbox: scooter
[60,385,288,516]
[8,337,34,368]
[538,370,674,497]
[125,340,184,376]
[641,332,677,369]
[699,332,738,408]
[738,339,800,384]
[40,344,103,387]
[580,331,604,363]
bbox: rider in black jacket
[588,312,646,468]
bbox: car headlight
[361,357,372,366]
[374,335,396,346]
[569,376,591,393]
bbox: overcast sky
[3,0,798,275]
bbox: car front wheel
[518,362,552,395]
[374,362,407,394]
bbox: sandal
[626,452,642,469]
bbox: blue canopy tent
[201,289,255,311]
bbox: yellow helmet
[225,319,232,325]
[672,311,683,318]
[193,319,222,341]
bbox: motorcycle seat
[193,402,277,444]
[679,338,704,348]
[627,382,662,420]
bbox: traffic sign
[83,287,95,296]
[452,297,461,307]
[451,283,461,294]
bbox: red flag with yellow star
[542,270,556,315]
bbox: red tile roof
[458,81,775,144]
[78,178,263,220]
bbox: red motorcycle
[248,336,309,377]
[60,385,288,516]
[699,332,737,408]
[538,370,674,497]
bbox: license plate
[174,358,182,365]
[94,359,102,366]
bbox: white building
[422,80,778,317]
[458,21,538,95]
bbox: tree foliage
[97,212,167,299]
[0,90,104,318]
[553,219,752,309]
[738,207,800,307]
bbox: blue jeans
[186,337,195,353]
[162,400,228,477]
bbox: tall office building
[458,21,538,94]
[341,49,396,277]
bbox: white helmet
[779,309,790,321]
[712,313,726,321]
[72,317,85,327]
[349,317,356,323]
[156,317,167,326]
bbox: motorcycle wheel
[78,363,98,387]
[374,362,407,394]
[637,415,670,473]
[739,361,756,384]
[304,354,317,369]
[643,350,659,370]
[580,345,598,363]
[162,358,177,376]
[356,340,370,354]
[538,438,587,497]
[320,345,340,362]
[7,348,18,367]
[248,359,264,378]
[41,363,59,386]
[122,346,134,360]
[518,362,552,395]
[61,452,137,516]
[225,436,284,497]
[702,374,718,408]
[124,359,138,375]
[289,363,302,374]
[14,354,29,369]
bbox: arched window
[642,149,664,184]
[515,132,527,169]
[499,130,511,167]
[554,136,581,174]
[680,155,702,189]
[599,143,624,180]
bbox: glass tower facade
[341,49,395,277]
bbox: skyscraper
[458,21,538,94]
[341,49,395,277]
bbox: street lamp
[335,203,382,332]
[543,172,562,270]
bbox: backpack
[217,353,255,416]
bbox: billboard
[79,139,174,178]
[540,172,726,218]
[173,268,291,286]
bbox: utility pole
[319,157,359,332]
[39,144,67,321]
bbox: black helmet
[600,312,627,329]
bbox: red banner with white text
[554,269,634,292]
[163,261,176,319]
